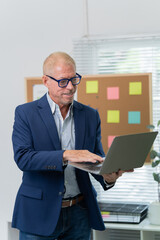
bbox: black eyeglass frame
[46,73,82,88]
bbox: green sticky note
[107,110,120,123]
[129,82,142,95]
[86,81,98,93]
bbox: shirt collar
[46,92,73,117]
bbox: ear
[42,75,49,88]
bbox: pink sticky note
[108,136,116,148]
[107,87,119,100]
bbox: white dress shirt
[47,93,81,198]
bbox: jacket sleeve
[12,106,64,172]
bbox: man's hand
[63,150,104,163]
[102,169,134,184]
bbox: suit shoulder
[16,100,38,111]
[15,94,46,112]
[74,101,98,114]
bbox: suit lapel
[37,95,61,150]
[73,101,85,150]
[37,97,86,150]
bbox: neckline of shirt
[46,93,73,120]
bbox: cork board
[77,73,152,162]
[25,73,152,162]
[25,77,46,102]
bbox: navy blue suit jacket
[12,94,110,236]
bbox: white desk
[93,219,160,240]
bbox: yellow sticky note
[129,82,142,95]
[107,110,120,123]
[86,81,98,93]
[101,212,110,215]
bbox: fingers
[63,150,104,163]
[117,169,134,176]
[102,172,119,183]
[85,151,104,163]
[125,169,134,172]
[116,170,124,177]
[102,169,134,183]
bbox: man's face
[43,62,77,107]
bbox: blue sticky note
[128,111,141,124]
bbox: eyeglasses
[46,73,82,88]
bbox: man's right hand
[63,150,104,164]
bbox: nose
[66,80,74,90]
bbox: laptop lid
[100,131,158,174]
[69,131,158,175]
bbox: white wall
[1,0,160,239]
[88,0,160,36]
[0,0,84,238]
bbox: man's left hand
[102,169,134,184]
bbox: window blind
[90,165,158,203]
[73,35,160,203]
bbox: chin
[61,100,73,106]
[64,98,74,104]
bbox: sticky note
[128,111,141,124]
[101,212,110,215]
[86,81,98,93]
[107,110,120,123]
[107,87,119,100]
[101,212,110,217]
[108,136,116,148]
[129,82,142,95]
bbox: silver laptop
[69,131,158,175]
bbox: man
[12,52,125,240]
